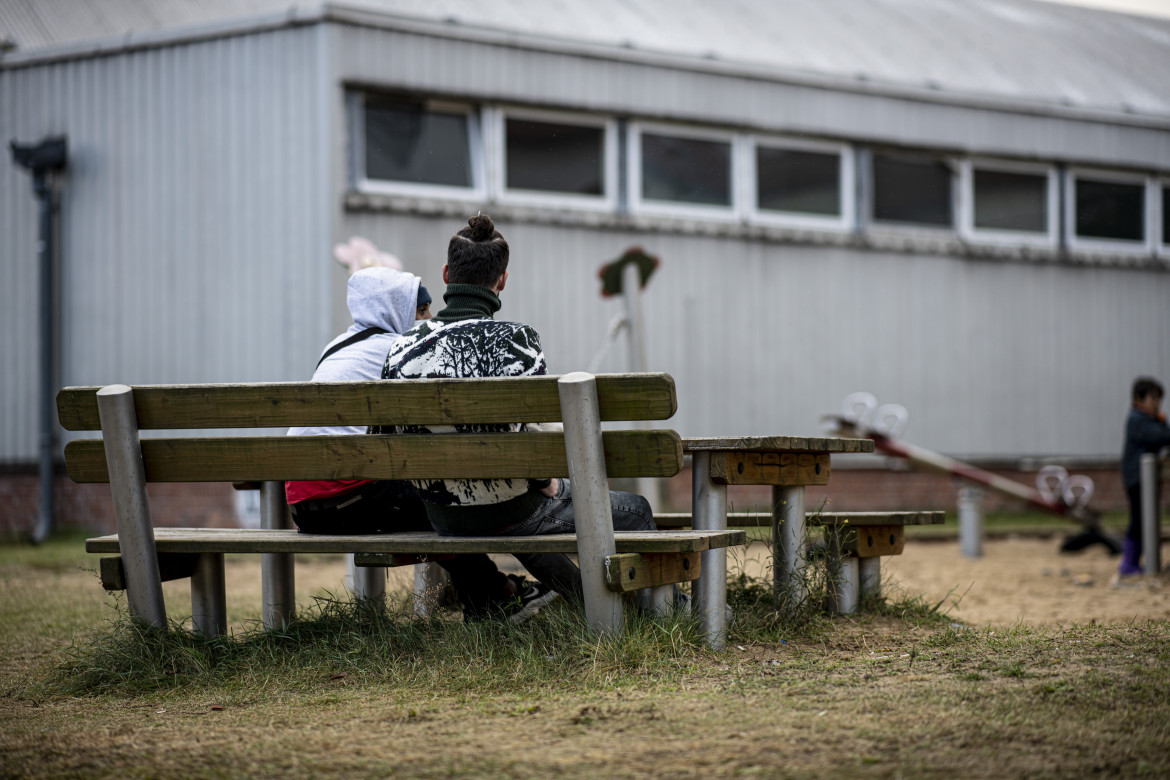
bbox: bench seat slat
[65,430,684,483]
[654,511,946,528]
[56,374,677,431]
[86,528,748,555]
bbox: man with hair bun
[376,214,658,607]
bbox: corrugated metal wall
[1,24,334,460]
[334,24,1170,171]
[340,214,1170,461]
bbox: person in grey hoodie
[285,266,556,620]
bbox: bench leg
[859,557,882,602]
[559,374,623,634]
[691,450,728,650]
[773,485,807,610]
[96,385,167,627]
[260,482,295,630]
[636,584,675,615]
[353,562,387,603]
[827,555,860,615]
[191,552,227,636]
[412,563,449,618]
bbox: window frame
[867,149,959,234]
[1064,167,1153,254]
[353,93,486,201]
[627,121,740,221]
[747,135,854,231]
[486,106,618,211]
[1156,178,1170,259]
[959,159,1058,248]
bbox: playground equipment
[590,248,662,510]
[825,392,1120,555]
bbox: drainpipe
[10,136,67,543]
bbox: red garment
[284,479,371,504]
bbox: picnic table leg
[559,373,623,634]
[859,557,882,602]
[773,484,807,609]
[191,552,227,636]
[261,482,295,630]
[95,385,166,628]
[691,450,728,649]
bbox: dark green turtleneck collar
[434,283,502,322]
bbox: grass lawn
[1,528,1168,779]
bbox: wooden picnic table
[684,435,874,641]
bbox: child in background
[1119,376,1170,577]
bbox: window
[630,124,734,215]
[1066,170,1149,250]
[750,138,852,229]
[356,94,481,196]
[961,161,1056,245]
[871,152,953,228]
[493,109,616,208]
[1161,183,1169,248]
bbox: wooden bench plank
[654,511,946,528]
[709,452,830,486]
[56,374,677,431]
[85,528,748,555]
[604,552,700,592]
[683,436,874,454]
[64,430,684,483]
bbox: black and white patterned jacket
[375,283,550,534]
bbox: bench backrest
[57,374,683,484]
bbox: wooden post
[260,481,295,629]
[691,450,728,649]
[773,485,807,609]
[622,260,661,514]
[958,486,984,558]
[190,552,227,636]
[558,372,623,634]
[1141,453,1160,575]
[95,385,166,627]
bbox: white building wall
[342,213,1170,461]
[0,25,334,460]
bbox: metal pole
[958,486,985,558]
[774,485,807,610]
[190,553,227,636]
[1140,454,1159,576]
[558,372,623,634]
[859,557,882,602]
[691,450,728,649]
[622,261,660,514]
[95,385,166,627]
[260,481,295,629]
[34,171,57,543]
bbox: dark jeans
[290,480,510,616]
[494,479,656,604]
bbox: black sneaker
[502,575,560,625]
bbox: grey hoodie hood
[346,267,420,336]
[287,267,422,437]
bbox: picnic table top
[682,436,874,454]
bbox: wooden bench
[655,510,945,614]
[57,373,746,646]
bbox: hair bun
[467,213,495,242]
